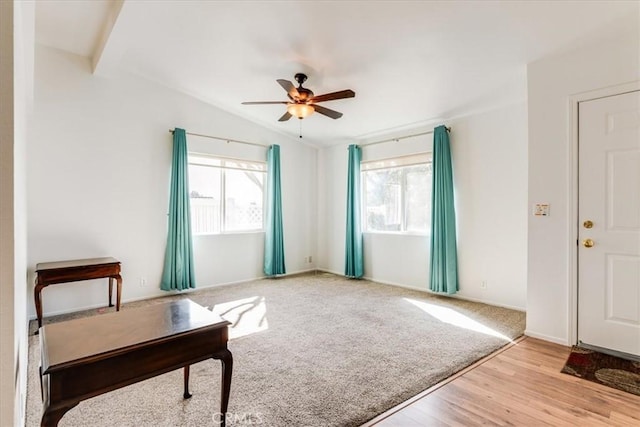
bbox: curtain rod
[359,126,451,148]
[168,129,269,148]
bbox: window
[362,153,432,233]
[188,154,266,234]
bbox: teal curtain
[345,144,364,278]
[264,145,286,276]
[161,128,196,291]
[429,125,458,294]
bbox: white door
[578,90,640,357]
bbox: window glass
[365,168,402,231]
[405,164,431,232]
[224,169,264,232]
[362,154,432,233]
[188,154,265,234]
[189,164,221,234]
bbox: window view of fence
[362,153,432,233]
[188,155,265,234]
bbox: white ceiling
[35,0,639,146]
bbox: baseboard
[315,269,525,312]
[524,329,569,346]
[447,292,525,312]
[363,274,525,312]
[30,269,322,321]
[316,267,342,276]
[362,275,427,292]
[280,268,318,277]
[32,268,525,321]
[28,300,132,320]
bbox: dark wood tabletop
[40,298,233,426]
[41,298,228,372]
[36,257,120,271]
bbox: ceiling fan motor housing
[294,73,308,86]
[296,88,313,102]
[293,73,313,101]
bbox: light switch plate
[534,203,550,216]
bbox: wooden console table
[39,298,233,427]
[34,257,122,330]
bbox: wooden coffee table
[34,257,122,331]
[39,298,233,427]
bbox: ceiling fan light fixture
[287,103,315,119]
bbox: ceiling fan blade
[310,89,355,103]
[241,101,288,105]
[277,79,300,100]
[278,111,292,122]
[313,105,343,119]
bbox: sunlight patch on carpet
[404,298,513,342]
[211,296,268,339]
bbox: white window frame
[361,152,433,235]
[188,153,266,235]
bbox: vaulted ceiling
[35,1,638,145]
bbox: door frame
[568,80,640,346]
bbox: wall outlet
[480,280,487,290]
[140,277,147,287]
[308,255,313,263]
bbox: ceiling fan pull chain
[299,120,303,139]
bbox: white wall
[317,142,347,275]
[0,3,17,424]
[318,102,528,310]
[28,45,317,318]
[526,20,640,344]
[1,1,32,425]
[452,104,528,309]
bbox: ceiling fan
[242,73,355,121]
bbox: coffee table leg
[218,349,233,427]
[41,403,77,427]
[183,365,192,399]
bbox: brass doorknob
[582,238,595,248]
[583,220,593,229]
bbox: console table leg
[34,282,45,333]
[183,365,192,399]
[108,277,114,307]
[218,349,233,427]
[39,366,43,401]
[115,274,122,311]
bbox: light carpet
[26,272,525,426]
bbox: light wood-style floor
[365,337,640,426]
